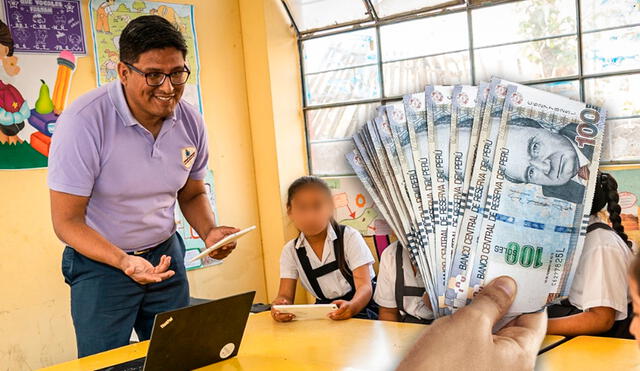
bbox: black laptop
[97,291,256,371]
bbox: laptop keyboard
[95,357,145,371]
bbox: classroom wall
[239,0,310,303]
[0,0,271,369]
[239,0,379,303]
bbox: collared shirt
[48,81,208,252]
[280,223,375,300]
[568,215,633,320]
[374,242,433,320]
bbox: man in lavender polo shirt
[48,16,239,357]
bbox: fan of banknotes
[346,76,607,320]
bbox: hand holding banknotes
[397,276,547,371]
[203,226,240,260]
[348,78,605,318]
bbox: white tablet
[272,304,338,321]
[188,225,257,263]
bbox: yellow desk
[536,336,640,371]
[539,335,566,353]
[42,312,566,371]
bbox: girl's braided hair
[591,171,632,249]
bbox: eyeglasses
[123,62,190,87]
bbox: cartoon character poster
[324,176,392,237]
[599,164,640,248]
[88,0,202,112]
[176,169,222,270]
[0,15,77,170]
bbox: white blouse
[280,223,375,300]
[568,215,634,321]
[374,242,433,320]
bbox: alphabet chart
[3,0,86,54]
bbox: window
[380,12,471,96]
[282,0,371,33]
[371,0,464,19]
[288,0,640,176]
[302,29,380,106]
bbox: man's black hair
[119,15,187,63]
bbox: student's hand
[271,298,295,322]
[329,300,356,320]
[204,226,240,260]
[120,254,175,284]
[397,276,547,371]
[422,292,433,311]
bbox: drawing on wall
[0,17,77,170]
[324,176,392,236]
[2,0,87,54]
[176,169,221,270]
[88,0,202,112]
[600,164,640,248]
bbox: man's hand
[397,276,547,371]
[120,254,175,284]
[329,300,357,320]
[203,226,240,260]
[271,297,295,322]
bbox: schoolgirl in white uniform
[271,176,377,321]
[547,172,635,338]
[374,241,434,324]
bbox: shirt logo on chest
[181,146,197,169]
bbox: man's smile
[154,94,175,103]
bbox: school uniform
[280,221,377,318]
[548,215,634,338]
[374,242,433,324]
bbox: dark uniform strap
[394,243,425,318]
[294,240,331,301]
[547,298,583,318]
[332,221,356,290]
[394,243,406,313]
[294,222,355,301]
[401,313,432,324]
[587,222,613,233]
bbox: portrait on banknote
[501,91,599,205]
